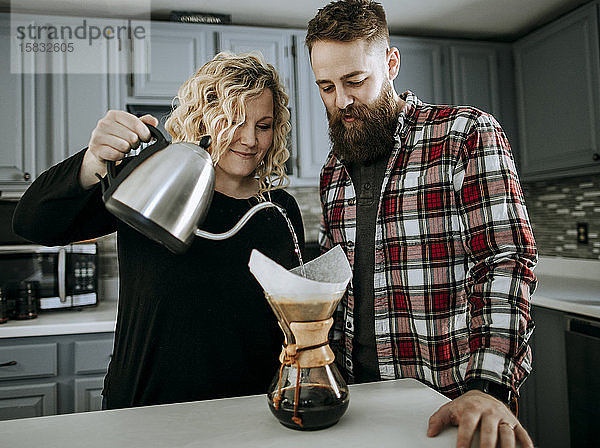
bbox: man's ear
[387,47,401,81]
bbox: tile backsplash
[288,186,321,242]
[522,174,600,260]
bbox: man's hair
[305,0,389,52]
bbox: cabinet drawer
[0,382,57,421]
[0,344,57,381]
[74,339,113,374]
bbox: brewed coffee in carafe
[248,245,352,430]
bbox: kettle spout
[194,201,279,240]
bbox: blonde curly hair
[165,52,291,198]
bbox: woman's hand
[79,110,159,188]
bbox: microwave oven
[0,243,98,311]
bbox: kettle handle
[99,124,169,193]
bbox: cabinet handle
[0,360,17,367]
[593,153,600,161]
[23,172,31,181]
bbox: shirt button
[347,241,354,249]
[348,198,356,206]
[364,183,371,190]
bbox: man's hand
[427,390,534,448]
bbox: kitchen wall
[522,173,600,260]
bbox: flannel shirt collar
[396,90,422,145]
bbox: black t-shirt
[13,149,305,409]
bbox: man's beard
[327,83,399,164]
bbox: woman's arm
[13,149,116,246]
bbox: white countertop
[531,256,600,320]
[0,300,117,338]
[0,378,478,448]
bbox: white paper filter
[248,245,352,301]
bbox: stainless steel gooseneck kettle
[99,124,276,253]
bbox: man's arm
[428,111,536,448]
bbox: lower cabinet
[0,332,114,421]
[74,376,105,413]
[518,305,599,448]
[0,383,57,420]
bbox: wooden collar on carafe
[280,317,335,368]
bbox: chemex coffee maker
[249,245,352,430]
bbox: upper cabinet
[514,2,600,179]
[130,21,217,100]
[37,15,126,164]
[448,42,519,167]
[390,36,448,104]
[217,27,294,92]
[292,31,330,181]
[389,37,519,167]
[449,43,501,117]
[0,15,36,193]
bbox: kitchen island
[0,378,474,447]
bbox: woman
[13,52,305,409]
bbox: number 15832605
[19,42,74,52]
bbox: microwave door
[0,245,72,309]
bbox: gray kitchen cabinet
[0,332,114,421]
[450,43,500,116]
[74,376,104,412]
[217,27,294,92]
[0,342,58,420]
[0,12,126,192]
[36,15,126,165]
[0,15,36,194]
[0,383,57,420]
[514,2,600,180]
[130,21,217,100]
[292,31,330,181]
[448,42,520,168]
[390,36,448,104]
[518,305,571,448]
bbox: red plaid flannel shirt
[319,91,537,398]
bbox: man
[306,1,537,447]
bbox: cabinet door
[132,21,216,99]
[514,3,600,178]
[449,42,520,168]
[0,343,57,380]
[218,28,293,91]
[73,338,113,375]
[0,383,57,421]
[0,15,36,192]
[74,376,105,412]
[29,15,125,167]
[293,32,330,181]
[524,306,571,448]
[389,37,448,104]
[449,44,500,117]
